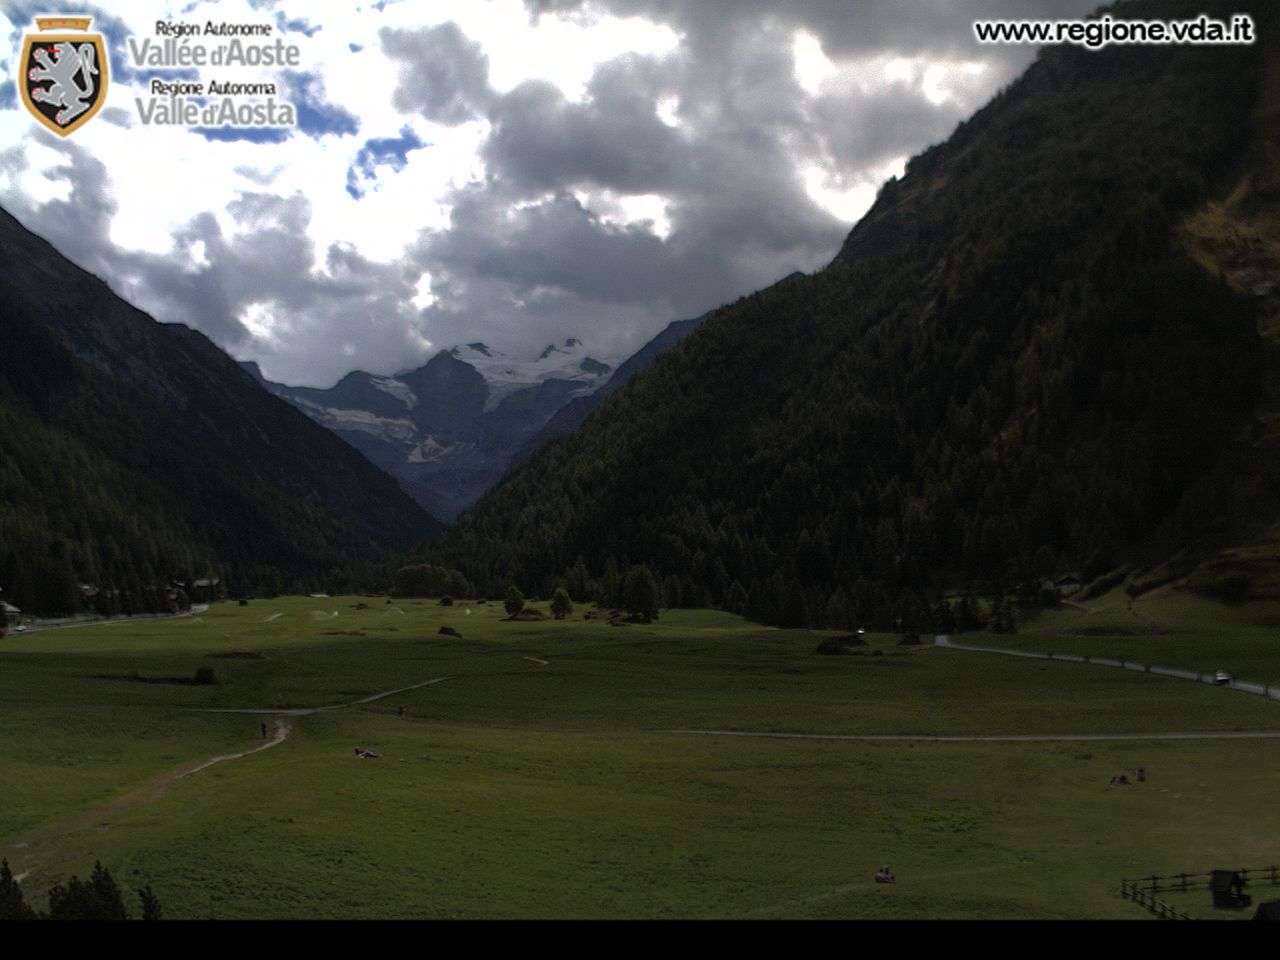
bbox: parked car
[1214,670,1232,686]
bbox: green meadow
[2,593,1278,919]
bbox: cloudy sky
[0,0,1098,386]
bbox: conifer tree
[138,885,162,921]
[47,861,129,920]
[622,565,660,623]
[0,859,33,920]
[550,587,572,620]
[504,585,526,618]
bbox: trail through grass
[2,594,1276,918]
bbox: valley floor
[2,593,1277,919]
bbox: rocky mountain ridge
[246,338,620,520]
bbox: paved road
[669,728,1280,743]
[14,605,210,634]
[934,636,1280,701]
[670,638,1280,744]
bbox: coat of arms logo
[20,16,109,136]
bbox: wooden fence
[1121,865,1280,920]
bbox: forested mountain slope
[0,210,441,614]
[437,0,1275,629]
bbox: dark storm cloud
[2,136,430,386]
[379,22,495,125]
[412,11,848,356]
[1,132,115,265]
[4,1,1115,384]
[526,0,1104,65]
[138,188,428,385]
[404,0,1102,359]
[482,58,681,194]
[346,125,430,199]
[812,77,972,174]
[423,188,669,304]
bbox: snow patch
[371,376,417,409]
[319,408,417,441]
[407,435,466,464]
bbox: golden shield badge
[19,16,109,136]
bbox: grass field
[2,593,1278,919]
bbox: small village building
[190,578,225,603]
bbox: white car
[1213,670,1232,686]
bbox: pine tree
[138,885,162,921]
[550,587,572,621]
[504,585,526,618]
[622,565,660,623]
[47,861,129,920]
[0,858,34,920]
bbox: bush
[192,666,218,685]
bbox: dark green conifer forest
[436,0,1273,631]
[0,302,424,615]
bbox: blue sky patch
[345,125,429,199]
[191,125,292,144]
[280,70,360,139]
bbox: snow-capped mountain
[445,339,614,411]
[246,339,617,521]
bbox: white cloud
[0,0,1101,387]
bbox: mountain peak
[579,357,612,376]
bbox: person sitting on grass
[875,865,895,884]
